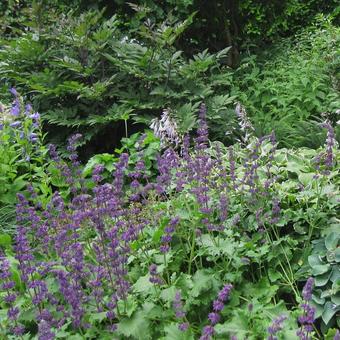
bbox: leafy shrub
[230,16,340,148]
[0,105,338,339]
[0,9,233,152]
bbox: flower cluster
[267,314,287,340]
[149,263,163,285]
[150,109,182,148]
[160,217,179,253]
[297,278,316,339]
[200,284,233,340]
[173,290,189,331]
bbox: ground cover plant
[0,104,339,339]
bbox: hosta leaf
[315,271,332,287]
[331,293,340,305]
[336,248,340,263]
[312,264,331,276]
[325,232,339,251]
[322,301,340,325]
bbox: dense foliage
[0,105,339,339]
[230,16,340,148]
[0,1,339,339]
[0,2,339,151]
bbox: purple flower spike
[297,278,316,339]
[149,264,162,285]
[10,87,18,97]
[11,99,20,116]
[200,325,215,340]
[160,217,179,254]
[302,278,314,301]
[200,284,233,339]
[268,314,287,340]
[38,319,55,340]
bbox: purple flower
[297,278,315,339]
[149,264,162,285]
[10,87,18,97]
[200,284,233,339]
[173,290,186,319]
[11,99,20,116]
[217,284,233,302]
[208,312,220,325]
[178,322,189,331]
[200,325,215,340]
[92,164,105,183]
[29,112,40,120]
[160,217,179,254]
[268,314,287,340]
[8,306,20,321]
[12,325,25,336]
[38,319,55,340]
[334,330,340,340]
[10,121,21,128]
[302,278,314,301]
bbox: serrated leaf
[118,310,151,339]
[163,323,194,340]
[133,274,154,296]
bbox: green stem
[188,230,196,275]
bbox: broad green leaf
[163,323,194,340]
[118,310,151,339]
[322,301,339,325]
[325,232,339,251]
[312,264,331,276]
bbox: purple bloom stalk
[149,264,163,285]
[297,278,315,340]
[160,217,179,253]
[38,319,55,340]
[173,290,189,331]
[200,284,233,340]
[267,314,287,340]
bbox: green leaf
[88,312,107,323]
[0,233,12,247]
[322,301,339,325]
[163,323,194,340]
[312,264,331,276]
[325,232,339,251]
[160,286,177,304]
[118,310,151,339]
[308,254,323,267]
[335,248,340,263]
[191,269,215,298]
[117,295,138,317]
[315,271,332,287]
[133,274,154,296]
